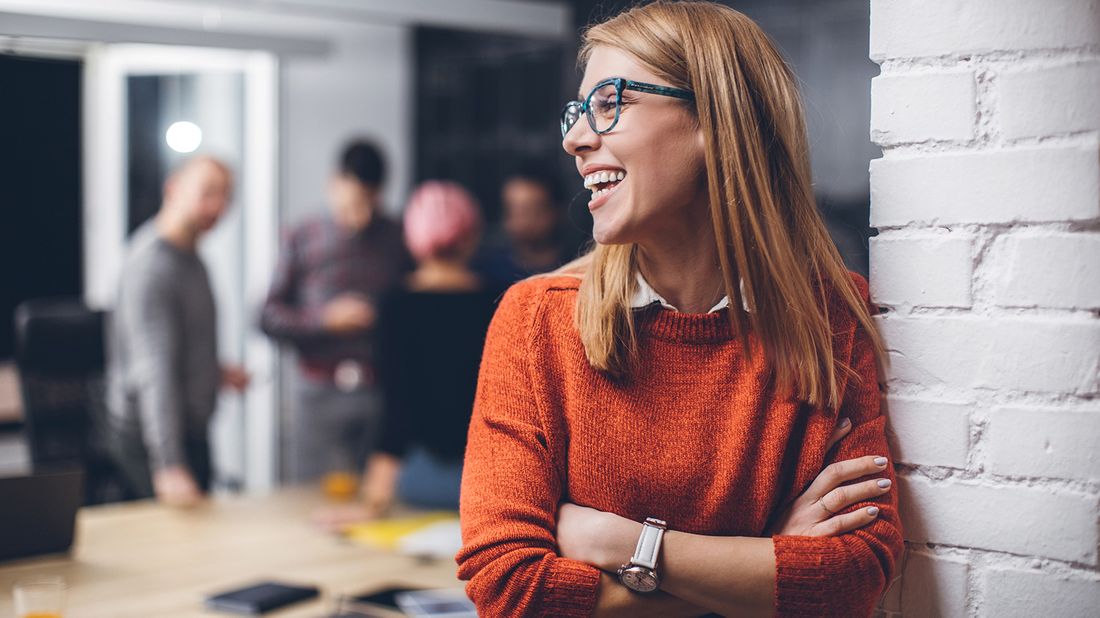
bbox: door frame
[82,43,280,492]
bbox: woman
[456,2,902,617]
[316,181,499,525]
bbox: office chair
[13,298,126,505]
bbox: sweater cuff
[543,558,601,617]
[148,440,185,472]
[773,534,872,617]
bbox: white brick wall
[869,1,1100,615]
[885,397,971,469]
[881,551,970,617]
[899,475,1098,565]
[878,316,1100,394]
[983,567,1100,616]
[987,405,1100,481]
[870,144,1100,226]
[999,61,1100,139]
[870,0,1100,60]
[871,71,977,143]
[871,233,976,308]
[988,233,1100,309]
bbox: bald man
[106,156,249,507]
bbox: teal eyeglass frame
[560,77,695,139]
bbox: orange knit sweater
[456,274,903,617]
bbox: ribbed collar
[633,306,738,344]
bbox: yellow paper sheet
[343,512,458,549]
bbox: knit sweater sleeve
[771,309,904,616]
[455,281,602,617]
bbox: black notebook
[205,581,320,614]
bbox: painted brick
[885,397,971,469]
[898,552,969,618]
[1000,61,1100,139]
[870,144,1100,227]
[899,474,1098,564]
[988,233,1100,310]
[988,405,1100,481]
[871,234,975,308]
[871,71,976,144]
[877,315,1100,395]
[983,567,1100,617]
[871,0,1100,61]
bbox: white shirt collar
[630,272,748,314]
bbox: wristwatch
[616,517,668,593]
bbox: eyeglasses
[560,77,695,139]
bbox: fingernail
[867,507,880,516]
[874,457,888,466]
[877,479,892,489]
[839,417,851,427]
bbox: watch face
[620,567,659,593]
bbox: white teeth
[590,183,620,198]
[583,170,626,189]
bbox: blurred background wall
[0,0,879,489]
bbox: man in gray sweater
[106,156,249,507]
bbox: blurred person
[106,156,250,508]
[314,181,500,528]
[261,139,411,483]
[474,165,583,288]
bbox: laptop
[0,468,84,562]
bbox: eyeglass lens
[561,80,621,138]
[561,101,583,138]
[586,81,619,133]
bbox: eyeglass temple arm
[624,81,695,101]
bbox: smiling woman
[455,2,903,617]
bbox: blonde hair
[561,0,885,409]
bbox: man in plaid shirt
[261,139,411,482]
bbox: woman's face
[563,45,708,246]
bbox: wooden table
[0,489,464,617]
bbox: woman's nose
[562,118,599,156]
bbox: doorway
[83,44,279,492]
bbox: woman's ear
[694,125,708,173]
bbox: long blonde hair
[562,0,885,410]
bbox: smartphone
[205,581,319,614]
[350,585,426,609]
[394,589,477,618]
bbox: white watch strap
[631,518,667,569]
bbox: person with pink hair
[402,181,484,285]
[315,181,502,527]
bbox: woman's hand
[359,452,401,518]
[766,416,892,537]
[312,453,402,532]
[556,503,641,572]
